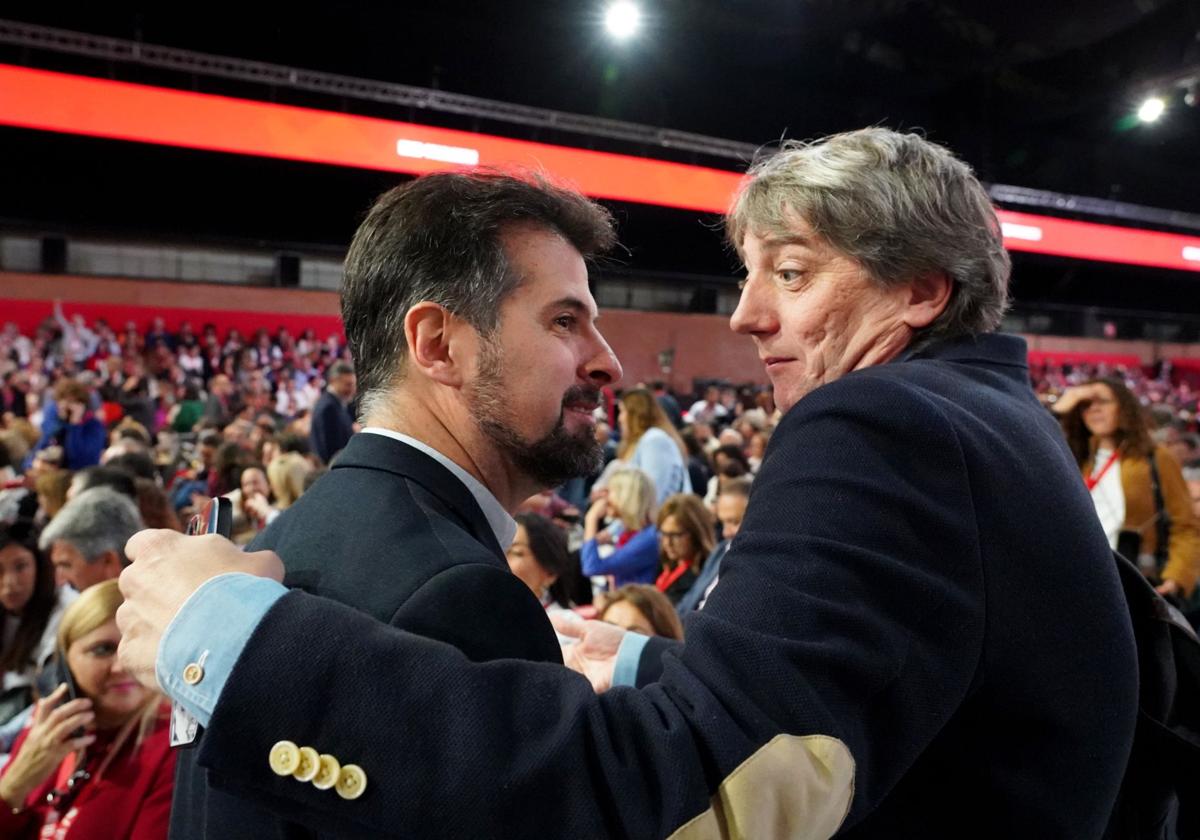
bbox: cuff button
[268,740,300,777]
[335,764,367,801]
[182,663,205,685]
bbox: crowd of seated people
[2,306,1200,832]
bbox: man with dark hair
[121,132,1138,837]
[308,361,356,464]
[158,169,621,839]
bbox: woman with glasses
[1054,377,1199,599]
[0,579,174,839]
[655,494,716,605]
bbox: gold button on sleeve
[268,741,300,777]
[312,753,341,790]
[182,663,205,685]
[292,746,320,783]
[335,764,368,801]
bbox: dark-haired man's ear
[404,302,469,388]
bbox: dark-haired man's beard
[468,347,602,489]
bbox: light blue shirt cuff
[156,573,287,726]
[612,631,652,687]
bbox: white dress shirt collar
[359,427,517,550]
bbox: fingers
[125,528,186,564]
[48,709,96,744]
[548,611,584,638]
[31,684,68,725]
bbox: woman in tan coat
[1055,377,1199,597]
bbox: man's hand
[550,613,627,694]
[117,529,284,690]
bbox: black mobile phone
[186,497,234,539]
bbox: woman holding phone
[0,580,175,839]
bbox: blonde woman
[581,468,659,587]
[0,580,174,839]
[266,451,313,510]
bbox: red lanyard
[1085,450,1120,492]
[656,560,691,592]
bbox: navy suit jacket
[171,433,560,839]
[190,334,1138,838]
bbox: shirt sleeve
[611,631,651,687]
[156,573,287,726]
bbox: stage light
[1137,96,1165,123]
[605,2,641,40]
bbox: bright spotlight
[1137,96,1165,123]
[605,1,641,40]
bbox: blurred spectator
[133,478,182,533]
[266,452,313,511]
[598,584,683,640]
[68,466,137,503]
[0,521,75,726]
[310,361,356,464]
[654,494,715,604]
[1054,378,1200,598]
[47,380,104,471]
[507,513,582,610]
[581,468,659,588]
[677,477,751,614]
[234,464,276,543]
[167,382,205,433]
[0,580,175,838]
[37,488,144,591]
[612,389,691,505]
[652,381,683,428]
[32,471,70,524]
[684,385,727,426]
[704,444,752,507]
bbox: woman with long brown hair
[613,389,691,506]
[1054,377,1199,598]
[655,494,716,604]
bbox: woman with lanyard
[0,580,174,839]
[654,493,716,605]
[1054,377,1200,599]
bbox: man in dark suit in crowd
[308,360,356,464]
[120,130,1139,838]
[164,171,622,838]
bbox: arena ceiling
[1,1,1198,312]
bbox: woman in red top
[0,579,175,840]
[655,493,716,605]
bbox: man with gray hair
[39,486,143,591]
[119,129,1138,838]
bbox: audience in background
[0,522,75,727]
[598,584,684,640]
[37,488,143,592]
[507,513,586,611]
[0,580,175,839]
[581,468,659,588]
[677,476,751,614]
[654,494,716,605]
[1053,377,1199,600]
[610,389,691,505]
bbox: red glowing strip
[2,64,1199,272]
[997,210,1200,273]
[0,64,740,215]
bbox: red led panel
[2,64,1199,273]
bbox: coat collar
[329,433,508,561]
